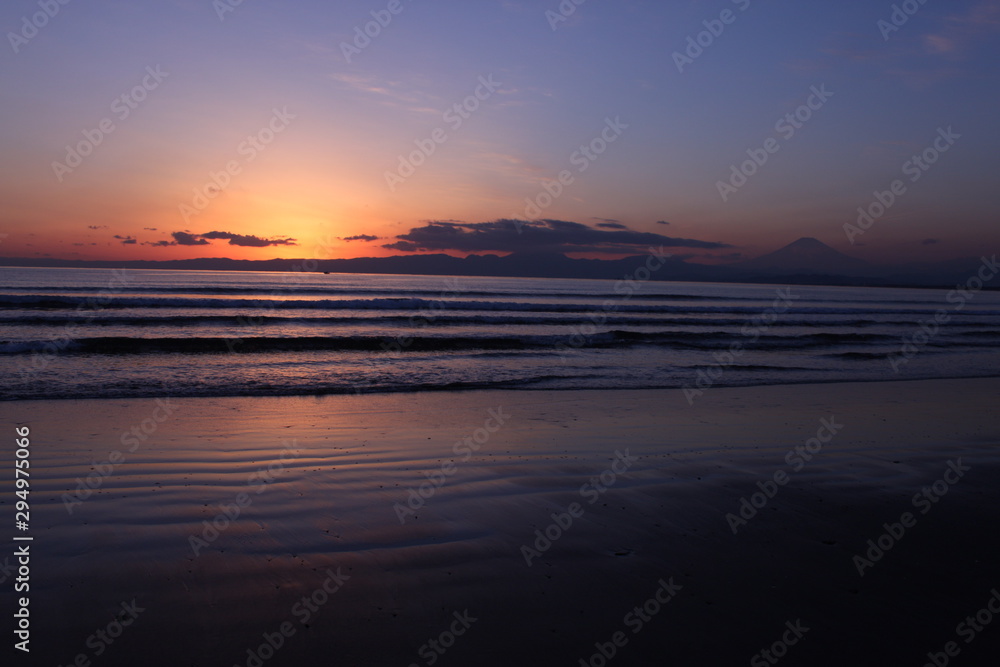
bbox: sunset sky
[1,0,998,264]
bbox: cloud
[923,34,955,54]
[595,222,628,230]
[382,219,729,255]
[591,217,621,224]
[172,232,210,246]
[923,1,1000,56]
[342,234,381,242]
[87,225,108,230]
[154,231,298,247]
[144,227,158,231]
[655,220,670,225]
[114,235,137,245]
[199,231,298,247]
[329,73,438,114]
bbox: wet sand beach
[3,377,1000,666]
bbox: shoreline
[6,370,1000,403]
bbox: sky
[1,0,998,265]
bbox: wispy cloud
[469,150,549,185]
[924,0,1000,56]
[329,73,441,114]
[923,34,955,54]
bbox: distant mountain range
[1,238,994,289]
[730,237,873,276]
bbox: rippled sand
[3,378,1000,665]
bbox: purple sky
[1,0,998,264]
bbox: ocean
[1,265,998,401]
